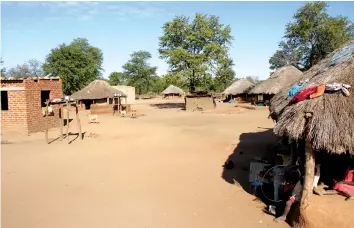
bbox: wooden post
[66,101,70,143]
[75,102,82,140]
[59,105,63,141]
[107,97,109,104]
[300,140,315,208]
[45,101,49,144]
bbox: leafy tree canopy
[122,50,157,95]
[270,2,354,71]
[43,38,103,95]
[6,59,44,79]
[159,13,233,92]
[108,72,128,86]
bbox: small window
[41,90,50,107]
[1,91,9,110]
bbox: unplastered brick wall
[1,80,28,133]
[24,79,63,134]
[1,79,63,134]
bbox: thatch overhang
[163,85,184,95]
[270,41,354,154]
[71,80,127,100]
[249,65,303,95]
[223,78,254,96]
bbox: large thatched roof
[71,80,127,100]
[163,85,184,94]
[270,40,354,154]
[223,78,254,95]
[249,65,303,95]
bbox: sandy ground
[2,99,289,228]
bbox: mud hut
[249,65,303,104]
[223,78,254,102]
[71,80,127,112]
[163,85,184,98]
[270,41,354,227]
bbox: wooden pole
[59,105,63,141]
[300,140,315,208]
[45,101,49,144]
[75,102,82,140]
[66,101,70,143]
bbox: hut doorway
[82,100,93,110]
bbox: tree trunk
[300,140,315,208]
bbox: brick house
[1,77,63,134]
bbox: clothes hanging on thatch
[270,40,354,154]
[71,80,127,100]
[309,84,325,99]
[289,87,317,104]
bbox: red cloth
[289,87,317,104]
[334,170,354,195]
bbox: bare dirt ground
[1,98,294,228]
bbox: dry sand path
[2,100,288,228]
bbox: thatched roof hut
[223,78,254,95]
[271,40,354,154]
[71,80,127,100]
[249,65,303,95]
[163,85,184,95]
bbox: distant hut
[249,65,303,105]
[163,85,184,98]
[270,41,354,227]
[222,78,254,102]
[71,80,127,112]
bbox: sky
[2,1,354,80]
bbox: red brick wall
[24,79,63,134]
[1,81,28,133]
[1,79,63,134]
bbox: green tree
[269,41,305,70]
[1,58,6,78]
[108,72,128,86]
[122,50,157,95]
[246,76,260,84]
[213,57,236,92]
[270,2,354,70]
[159,13,233,92]
[43,38,103,95]
[162,72,187,91]
[150,76,166,94]
[6,59,44,79]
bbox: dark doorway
[41,90,50,107]
[1,91,9,110]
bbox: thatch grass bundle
[271,40,354,154]
[71,80,127,100]
[249,65,303,95]
[223,78,254,95]
[163,85,184,95]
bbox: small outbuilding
[71,80,127,113]
[162,85,184,98]
[112,85,135,104]
[222,78,254,102]
[1,76,63,134]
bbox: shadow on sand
[221,129,277,192]
[150,102,186,110]
[48,132,87,144]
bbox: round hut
[222,78,254,102]
[163,85,184,98]
[71,80,127,112]
[270,40,354,227]
[249,65,303,105]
